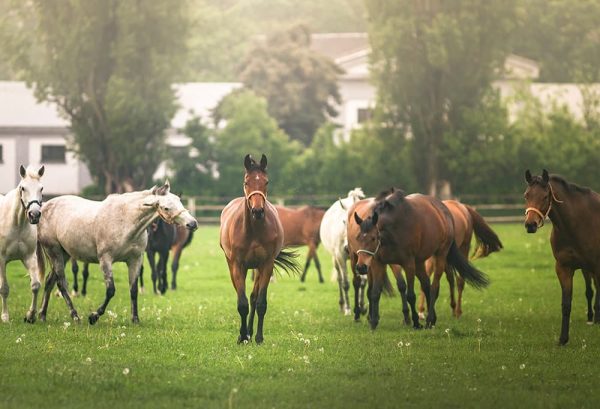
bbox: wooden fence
[185,197,526,225]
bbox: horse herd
[1,158,599,346]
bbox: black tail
[274,248,302,276]
[446,241,489,290]
[465,205,503,259]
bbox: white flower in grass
[247,354,253,360]
[123,368,130,375]
[405,342,411,347]
[16,337,22,344]
[63,321,71,330]
[318,347,324,353]
[304,339,310,346]
[107,310,117,319]
[86,357,92,363]
[136,334,141,339]
[519,364,526,370]
[120,333,126,338]
[302,355,310,364]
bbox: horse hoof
[558,337,568,346]
[369,320,379,330]
[418,312,426,320]
[403,318,411,326]
[139,287,144,295]
[587,321,594,326]
[344,309,352,316]
[88,313,100,325]
[413,323,423,330]
[1,313,9,323]
[255,336,264,345]
[237,335,250,345]
[131,316,140,324]
[71,290,79,298]
[39,314,46,323]
[24,312,36,324]
[354,317,361,323]
[360,308,368,316]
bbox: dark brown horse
[348,189,489,330]
[524,170,600,345]
[418,200,503,318]
[219,154,300,344]
[274,205,325,283]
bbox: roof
[310,32,369,61]
[0,81,241,129]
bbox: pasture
[0,224,599,409]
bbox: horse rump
[274,248,302,276]
[446,241,490,290]
[465,205,503,259]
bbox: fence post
[187,197,196,218]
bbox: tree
[239,25,342,146]
[4,0,188,193]
[365,0,517,196]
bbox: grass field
[1,224,599,409]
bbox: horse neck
[1,189,27,228]
[242,198,269,233]
[547,182,582,234]
[115,192,160,240]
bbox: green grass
[1,224,599,409]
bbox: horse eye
[163,207,170,211]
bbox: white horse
[0,165,45,323]
[319,187,365,315]
[37,181,197,324]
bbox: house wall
[0,137,17,193]
[336,78,376,140]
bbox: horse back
[443,200,472,248]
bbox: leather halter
[20,194,42,214]
[245,190,267,210]
[525,182,563,228]
[157,208,186,224]
[356,227,381,258]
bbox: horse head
[524,169,557,233]
[148,181,198,231]
[18,164,45,224]
[352,211,380,276]
[243,154,269,220]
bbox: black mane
[550,174,592,195]
[373,187,405,215]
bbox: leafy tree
[366,0,517,196]
[240,25,342,146]
[4,0,188,193]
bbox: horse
[348,188,489,330]
[524,169,600,345]
[70,259,90,296]
[0,165,45,323]
[219,154,300,344]
[37,181,198,324]
[319,188,365,315]
[274,205,325,283]
[418,200,503,318]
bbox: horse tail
[36,241,46,282]
[446,241,489,290]
[465,205,503,259]
[274,248,302,276]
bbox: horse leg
[335,254,351,315]
[446,268,457,317]
[300,251,310,283]
[556,262,575,345]
[158,250,169,295]
[350,253,362,321]
[367,261,385,330]
[71,259,79,296]
[426,257,444,328]
[22,253,42,323]
[582,269,593,324]
[248,279,258,341]
[228,260,249,343]
[403,261,422,329]
[591,271,600,324]
[313,245,324,283]
[55,261,80,322]
[148,250,158,295]
[0,260,9,322]
[171,246,183,290]
[89,257,115,325]
[391,264,410,325]
[81,263,90,296]
[38,270,57,322]
[127,256,143,323]
[254,262,274,344]
[418,258,433,319]
[455,276,465,318]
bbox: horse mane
[373,188,406,213]
[347,187,365,201]
[550,174,592,195]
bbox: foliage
[239,25,342,146]
[365,0,518,195]
[2,225,600,409]
[3,0,188,193]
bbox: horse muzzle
[28,209,41,224]
[356,263,368,275]
[186,220,198,231]
[525,222,538,234]
[251,207,265,220]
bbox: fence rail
[186,197,526,225]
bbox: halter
[245,190,267,210]
[157,208,186,224]
[20,193,42,214]
[525,182,563,228]
[356,227,381,257]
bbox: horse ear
[244,154,254,170]
[372,211,378,225]
[542,169,549,183]
[38,165,45,177]
[525,169,532,184]
[260,154,267,170]
[155,181,170,196]
[354,212,363,225]
[20,165,26,178]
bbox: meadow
[0,224,599,409]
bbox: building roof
[310,32,369,61]
[0,81,241,129]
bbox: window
[357,108,374,124]
[0,144,3,163]
[41,145,66,164]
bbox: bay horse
[524,169,600,345]
[0,165,45,323]
[219,154,300,344]
[320,188,365,315]
[418,200,503,318]
[37,181,198,324]
[274,205,325,283]
[348,188,489,329]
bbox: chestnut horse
[219,154,300,344]
[524,170,600,345]
[418,200,503,318]
[274,205,325,283]
[348,189,489,329]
